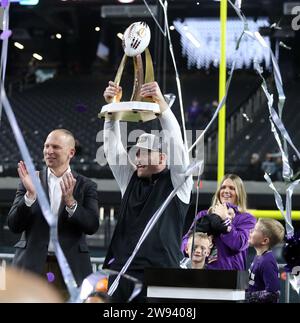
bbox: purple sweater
[182,206,256,270]
[247,251,280,293]
[246,251,280,303]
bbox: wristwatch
[66,200,77,210]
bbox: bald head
[44,129,76,176]
[48,129,76,149]
[0,266,63,303]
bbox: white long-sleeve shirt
[24,167,77,252]
[103,108,193,204]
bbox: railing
[0,204,119,252]
[87,206,118,249]
[0,253,105,274]
[205,79,269,164]
[0,253,296,303]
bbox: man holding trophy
[101,22,193,301]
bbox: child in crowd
[180,232,212,269]
[246,218,285,303]
[182,203,236,266]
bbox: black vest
[103,169,190,271]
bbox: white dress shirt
[24,167,77,252]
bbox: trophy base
[99,101,161,122]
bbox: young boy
[246,218,285,303]
[180,232,212,269]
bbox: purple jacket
[247,251,280,293]
[182,205,256,270]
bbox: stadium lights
[33,53,43,61]
[10,0,40,5]
[14,42,24,50]
[174,17,271,70]
[118,0,135,3]
[185,32,201,48]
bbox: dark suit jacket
[7,168,99,286]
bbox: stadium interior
[0,0,300,303]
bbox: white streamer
[0,2,9,122]
[228,2,300,242]
[0,2,79,302]
[255,70,293,181]
[143,0,188,151]
[286,179,300,238]
[264,173,294,237]
[108,161,202,296]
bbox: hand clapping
[60,172,77,208]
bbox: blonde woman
[182,174,256,270]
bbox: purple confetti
[1,0,9,8]
[0,29,12,40]
[46,272,55,283]
[75,103,87,113]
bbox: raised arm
[140,82,193,204]
[7,161,38,233]
[103,81,135,196]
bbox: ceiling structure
[6,0,299,75]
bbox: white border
[147,286,245,300]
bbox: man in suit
[7,129,99,291]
